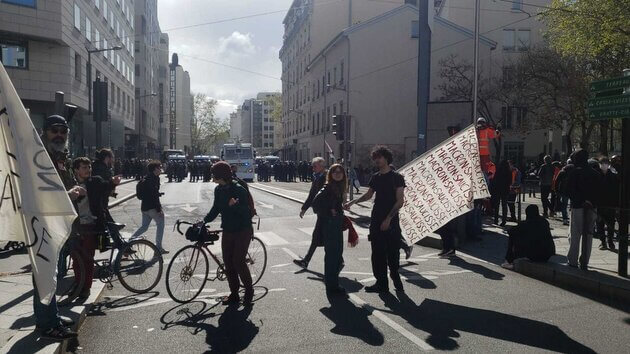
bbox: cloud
[218,32,256,57]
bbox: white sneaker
[501,261,514,270]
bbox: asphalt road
[74,179,630,353]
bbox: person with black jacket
[312,164,347,294]
[202,162,254,306]
[501,205,555,269]
[538,155,555,217]
[555,159,574,226]
[596,157,619,251]
[566,149,602,270]
[294,157,328,268]
[491,160,512,226]
[71,157,121,299]
[130,161,167,254]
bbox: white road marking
[181,204,198,213]
[298,227,315,236]
[255,231,289,246]
[281,247,300,260]
[348,293,434,351]
[271,263,292,268]
[147,328,155,332]
[257,201,275,209]
[339,271,374,276]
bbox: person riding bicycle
[202,161,255,306]
[71,157,121,300]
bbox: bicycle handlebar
[173,219,222,235]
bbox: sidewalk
[250,180,630,305]
[0,181,138,353]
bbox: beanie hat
[212,161,233,182]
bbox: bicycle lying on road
[57,222,164,306]
[165,220,267,303]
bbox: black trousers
[540,185,552,215]
[222,229,253,296]
[369,228,402,289]
[596,208,616,243]
[492,193,508,223]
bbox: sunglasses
[49,127,68,135]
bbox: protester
[294,157,328,269]
[555,159,574,226]
[202,161,254,306]
[538,155,554,217]
[130,161,167,254]
[348,167,361,194]
[71,157,119,299]
[491,160,512,226]
[566,149,602,271]
[436,218,457,258]
[476,117,500,174]
[92,148,121,220]
[36,115,83,340]
[311,164,347,294]
[507,160,521,222]
[550,161,562,215]
[596,157,619,251]
[345,145,405,293]
[501,205,555,270]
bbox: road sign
[588,94,630,110]
[588,106,630,120]
[590,76,630,93]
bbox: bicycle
[57,222,164,305]
[166,220,267,304]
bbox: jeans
[32,252,65,330]
[540,185,552,215]
[559,195,569,221]
[222,229,253,295]
[323,215,344,289]
[131,209,165,249]
[568,208,597,267]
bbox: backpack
[136,178,147,200]
[231,179,257,218]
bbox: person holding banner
[345,146,405,293]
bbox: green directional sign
[588,106,630,120]
[588,94,630,110]
[590,76,630,93]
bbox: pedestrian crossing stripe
[255,231,289,246]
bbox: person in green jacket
[202,161,254,306]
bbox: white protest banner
[0,62,77,304]
[398,124,490,244]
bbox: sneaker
[221,294,240,306]
[437,250,447,257]
[599,243,608,250]
[40,326,78,341]
[439,249,455,258]
[404,246,413,260]
[160,249,170,255]
[501,261,514,270]
[77,289,91,301]
[562,220,570,226]
[608,240,616,251]
[365,284,388,293]
[59,317,75,327]
[500,221,507,227]
[293,259,308,269]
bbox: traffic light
[332,114,345,141]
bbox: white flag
[398,124,490,244]
[0,62,77,304]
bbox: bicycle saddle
[107,222,126,231]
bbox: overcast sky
[158,0,291,121]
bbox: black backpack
[136,178,147,200]
[230,179,257,218]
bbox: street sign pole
[618,69,630,277]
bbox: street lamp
[135,92,157,158]
[87,45,122,149]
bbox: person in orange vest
[477,117,500,174]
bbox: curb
[108,193,137,209]
[514,259,630,304]
[0,280,107,354]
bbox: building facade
[229,107,241,141]
[132,0,169,158]
[0,0,135,158]
[168,53,192,153]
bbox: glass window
[103,39,108,58]
[74,53,81,81]
[411,20,419,38]
[2,0,37,7]
[502,29,515,51]
[110,11,114,29]
[0,41,27,68]
[74,3,81,30]
[103,1,108,20]
[95,0,99,10]
[95,29,100,49]
[85,18,92,42]
[517,29,530,51]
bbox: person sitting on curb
[501,205,555,270]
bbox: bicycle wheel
[115,239,163,293]
[245,237,267,286]
[57,248,85,306]
[166,245,209,303]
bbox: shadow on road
[319,277,384,347]
[378,293,595,353]
[448,256,505,280]
[159,299,259,352]
[398,267,437,289]
[87,291,159,316]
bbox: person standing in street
[596,157,619,251]
[344,146,406,293]
[92,148,121,221]
[491,160,512,226]
[566,150,602,271]
[71,157,120,299]
[202,162,255,306]
[311,164,348,294]
[537,155,555,217]
[130,161,167,254]
[35,115,85,340]
[294,157,328,268]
